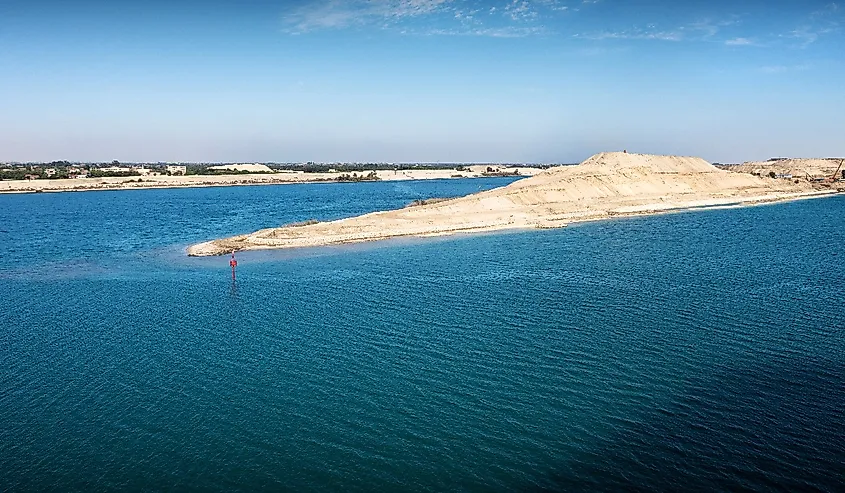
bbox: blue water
[1,180,843,492]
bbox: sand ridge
[721,158,844,179]
[187,152,841,256]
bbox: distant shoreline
[0,167,543,195]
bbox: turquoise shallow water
[1,180,844,492]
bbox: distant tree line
[0,165,73,180]
[0,163,157,180]
[336,171,380,182]
[300,163,391,173]
[88,169,141,178]
[0,169,55,180]
[185,165,283,175]
[1,161,552,180]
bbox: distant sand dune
[187,152,840,256]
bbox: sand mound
[575,152,716,173]
[188,152,836,256]
[723,158,843,179]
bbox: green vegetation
[482,168,521,177]
[88,169,141,178]
[301,163,474,173]
[336,171,380,182]
[0,164,73,180]
[0,169,43,180]
[0,160,546,181]
[186,165,219,175]
[185,166,272,176]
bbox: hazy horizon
[5,155,841,166]
[2,0,843,164]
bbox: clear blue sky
[1,0,843,163]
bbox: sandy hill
[724,158,844,179]
[188,152,835,256]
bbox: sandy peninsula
[187,152,843,256]
[0,166,541,194]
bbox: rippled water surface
[1,180,843,492]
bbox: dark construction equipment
[832,159,845,182]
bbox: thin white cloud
[575,18,737,43]
[575,26,683,42]
[283,0,454,33]
[504,1,538,22]
[762,65,788,74]
[810,2,839,19]
[725,37,755,46]
[785,26,824,47]
[283,0,575,36]
[534,0,569,12]
[761,64,810,74]
[423,26,546,37]
[784,3,842,47]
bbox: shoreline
[186,152,844,257]
[0,167,542,195]
[187,189,840,256]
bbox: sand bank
[0,167,542,194]
[187,152,842,256]
[719,158,844,180]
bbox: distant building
[100,166,133,173]
[67,167,87,178]
[131,166,152,176]
[166,165,187,175]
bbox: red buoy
[229,251,238,280]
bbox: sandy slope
[721,158,844,179]
[187,152,839,256]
